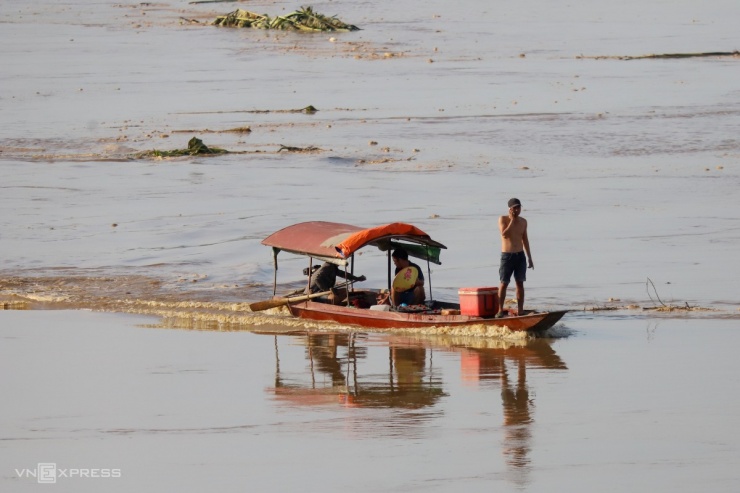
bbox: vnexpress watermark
[15,463,122,484]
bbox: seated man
[304,262,366,304]
[391,248,425,306]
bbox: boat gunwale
[288,300,567,331]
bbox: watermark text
[15,463,122,484]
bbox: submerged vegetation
[133,136,327,160]
[136,137,229,158]
[242,105,319,114]
[213,6,360,32]
[278,144,322,153]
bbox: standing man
[497,198,534,317]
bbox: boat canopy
[262,221,447,266]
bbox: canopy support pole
[271,247,280,296]
[345,254,356,308]
[350,255,355,293]
[307,257,314,294]
[344,260,350,307]
[387,249,392,292]
[426,255,433,303]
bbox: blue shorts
[499,251,527,285]
[398,289,415,305]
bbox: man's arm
[337,269,366,282]
[499,215,514,238]
[522,223,534,269]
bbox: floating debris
[357,156,416,165]
[639,277,713,312]
[278,145,322,153]
[239,105,318,114]
[171,126,251,134]
[583,306,620,312]
[580,50,740,60]
[136,137,229,158]
[213,6,360,32]
[213,9,268,29]
[190,0,237,4]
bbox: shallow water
[2,0,739,314]
[2,310,740,492]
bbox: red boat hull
[288,301,567,332]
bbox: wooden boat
[260,221,567,332]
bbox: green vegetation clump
[137,137,229,158]
[214,6,360,32]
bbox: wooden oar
[249,280,355,312]
[249,290,331,312]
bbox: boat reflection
[268,332,446,409]
[263,330,567,484]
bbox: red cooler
[458,287,499,317]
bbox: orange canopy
[335,222,438,258]
[262,221,446,264]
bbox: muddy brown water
[2,310,740,492]
[2,0,740,490]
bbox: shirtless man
[497,198,534,317]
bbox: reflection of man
[501,359,532,474]
[459,339,567,485]
[501,360,532,427]
[391,248,425,305]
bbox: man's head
[508,198,522,209]
[508,198,522,216]
[392,248,409,267]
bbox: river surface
[2,310,740,492]
[2,0,739,312]
[1,0,740,490]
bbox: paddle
[249,280,355,312]
[249,290,332,312]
